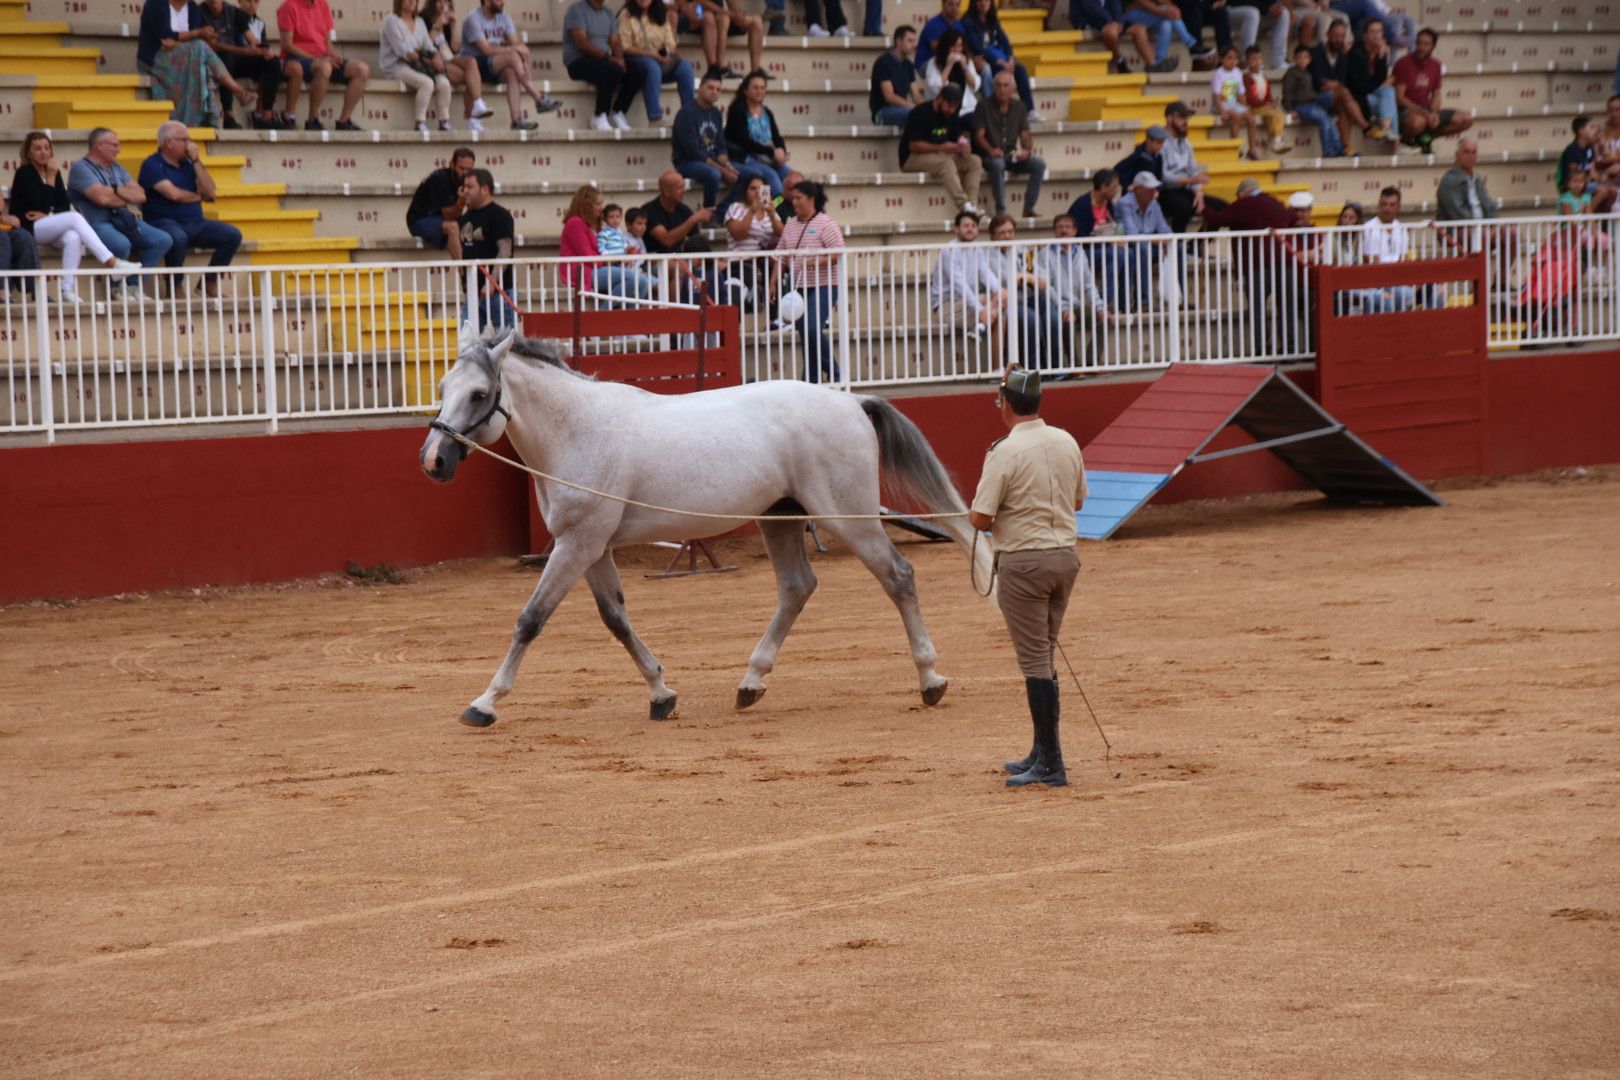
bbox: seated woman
[7,132,139,304]
[724,71,790,195]
[138,0,255,128]
[960,0,1041,121]
[618,0,695,125]
[380,0,454,132]
[923,28,982,116]
[421,0,496,131]
[560,184,653,304]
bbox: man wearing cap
[1201,176,1296,352]
[1160,100,1228,232]
[969,366,1087,789]
[1118,170,1171,309]
[900,83,984,214]
[1114,124,1167,188]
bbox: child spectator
[1242,45,1290,155]
[1559,166,1593,216]
[1283,44,1342,157]
[1211,47,1260,159]
[598,202,631,256]
[623,207,650,263]
[1554,115,1616,213]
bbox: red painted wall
[3,352,1615,604]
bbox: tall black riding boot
[1002,675,1047,774]
[1007,677,1067,788]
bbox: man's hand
[718,163,739,183]
[1060,309,1075,324]
[987,147,1004,158]
[692,205,716,224]
[1193,191,1206,214]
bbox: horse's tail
[860,397,993,595]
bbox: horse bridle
[428,385,511,460]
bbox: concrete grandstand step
[24,72,150,105]
[203,207,321,239]
[0,0,32,20]
[1149,65,1616,116]
[33,98,175,129]
[0,46,100,77]
[1278,154,1556,209]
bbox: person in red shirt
[1201,177,1300,355]
[278,0,371,130]
[1393,27,1471,154]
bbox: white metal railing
[2,213,1615,439]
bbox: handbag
[107,206,145,248]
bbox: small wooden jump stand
[521,285,744,579]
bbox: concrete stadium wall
[4,350,1618,604]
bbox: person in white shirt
[930,209,1003,334]
[1359,185,1416,312]
[1033,213,1112,370]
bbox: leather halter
[428,385,511,460]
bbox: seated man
[672,67,774,209]
[277,0,370,130]
[406,147,476,258]
[900,84,983,215]
[1117,170,1172,309]
[673,0,762,81]
[987,214,1062,369]
[67,127,174,291]
[1073,0,1155,74]
[458,167,516,330]
[974,70,1045,219]
[470,0,562,131]
[1393,27,1471,154]
[138,121,243,297]
[870,25,923,127]
[200,0,284,129]
[1034,213,1112,369]
[1160,100,1227,232]
[929,208,1002,338]
[1359,185,1416,312]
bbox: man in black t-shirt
[870,26,921,127]
[900,84,983,214]
[199,0,283,129]
[458,168,516,330]
[407,147,476,258]
[641,169,714,254]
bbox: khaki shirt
[970,418,1087,552]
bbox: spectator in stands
[595,201,657,299]
[1201,176,1297,351]
[725,71,791,195]
[901,84,983,215]
[138,121,242,298]
[961,0,1041,121]
[1174,1,1233,72]
[423,0,497,132]
[1077,0,1155,75]
[1230,0,1289,71]
[464,0,559,129]
[673,0,763,80]
[1289,0,1347,51]
[1359,185,1414,311]
[1559,165,1593,215]
[7,133,140,304]
[381,0,454,132]
[1063,169,1128,303]
[801,0,856,38]
[561,183,646,301]
[1327,199,1362,264]
[1557,115,1617,213]
[1287,188,1314,227]
[459,166,515,328]
[642,169,714,254]
[1161,100,1227,232]
[618,0,695,126]
[1211,46,1262,159]
[724,174,782,306]
[1597,94,1620,186]
[1113,124,1166,188]
[675,67,774,208]
[1242,45,1290,156]
[67,128,174,289]
[915,0,965,71]
[1310,20,1365,157]
[0,209,39,300]
[138,0,257,129]
[923,29,981,115]
[975,70,1044,219]
[870,25,923,126]
[200,0,283,129]
[277,0,370,130]
[406,146,474,257]
[563,0,639,131]
[770,180,845,383]
[623,206,650,263]
[1283,43,1343,158]
[930,208,1002,336]
[1034,214,1111,369]
[1393,28,1469,153]
[1435,139,1494,223]
[988,214,1062,369]
[1330,0,1412,52]
[1118,171,1171,309]
[1122,0,1203,74]
[1345,18,1398,155]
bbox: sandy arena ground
[2,469,1618,1078]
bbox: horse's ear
[486,328,519,369]
[457,318,480,356]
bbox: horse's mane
[504,334,595,380]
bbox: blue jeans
[1091,245,1130,306]
[1124,9,1195,62]
[627,55,694,122]
[874,103,912,126]
[678,159,778,208]
[747,158,792,196]
[797,285,839,383]
[410,214,449,248]
[1360,284,1416,313]
[1330,0,1410,46]
[1295,101,1343,157]
[770,0,880,34]
[150,217,243,282]
[91,219,173,275]
[464,286,517,332]
[1363,85,1396,128]
[593,264,656,301]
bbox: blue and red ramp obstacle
[1076,363,1442,540]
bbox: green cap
[1002,367,1042,399]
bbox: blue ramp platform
[1077,363,1442,540]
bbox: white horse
[419,329,991,728]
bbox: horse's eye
[469,391,487,403]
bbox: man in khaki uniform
[968,367,1087,788]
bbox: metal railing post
[34,277,53,444]
[836,249,852,390]
[259,270,279,433]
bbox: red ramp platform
[1078,363,1442,539]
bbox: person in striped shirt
[769,180,846,384]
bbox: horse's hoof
[921,680,948,707]
[735,686,766,710]
[650,694,678,721]
[459,706,497,728]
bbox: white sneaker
[470,98,495,119]
[592,113,612,131]
[961,200,980,216]
[833,25,854,37]
[110,258,140,273]
[610,111,631,130]
[807,23,829,36]
[60,289,83,306]
[467,116,486,132]
[414,120,429,133]
[1027,110,1044,123]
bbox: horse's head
[419,325,518,483]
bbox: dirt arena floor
[3,468,1618,1078]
